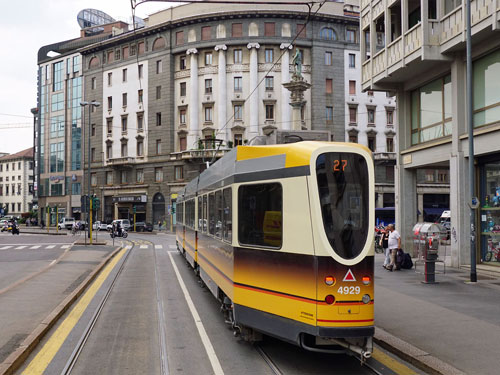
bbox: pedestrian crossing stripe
[155,245,163,249]
[61,245,71,249]
[140,245,148,249]
[16,246,27,250]
[0,246,13,250]
[30,245,41,249]
[46,245,55,249]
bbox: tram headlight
[362,294,371,304]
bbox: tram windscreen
[316,152,369,259]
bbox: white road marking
[61,245,71,249]
[155,244,163,249]
[30,245,41,249]
[167,252,224,375]
[46,245,56,249]
[169,245,177,249]
[15,246,27,250]
[140,244,148,249]
[0,246,13,250]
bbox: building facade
[361,0,500,266]
[0,148,34,216]
[79,0,363,226]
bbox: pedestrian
[386,224,401,272]
[380,227,390,269]
[158,220,162,231]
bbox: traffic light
[171,206,176,214]
[92,196,100,210]
[133,205,137,214]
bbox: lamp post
[80,101,100,244]
[30,107,39,223]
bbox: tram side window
[198,196,202,230]
[223,188,232,242]
[181,202,185,225]
[209,192,215,235]
[238,183,282,248]
[186,199,195,228]
[215,190,223,238]
[202,195,208,232]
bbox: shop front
[479,154,500,265]
[108,195,148,224]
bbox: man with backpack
[386,224,401,271]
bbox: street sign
[469,196,480,209]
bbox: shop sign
[112,195,147,203]
[58,208,66,214]
[49,176,64,182]
[72,207,81,213]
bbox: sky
[0,0,177,154]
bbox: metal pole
[466,0,477,282]
[87,105,91,240]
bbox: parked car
[58,217,76,230]
[134,222,153,232]
[92,221,108,231]
[106,219,131,232]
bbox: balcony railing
[107,157,135,166]
[440,6,463,44]
[404,23,422,57]
[170,148,230,161]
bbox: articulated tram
[176,141,375,360]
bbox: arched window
[152,37,166,51]
[320,27,337,41]
[89,56,100,68]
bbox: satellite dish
[77,9,115,29]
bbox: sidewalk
[374,253,500,375]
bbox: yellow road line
[23,248,126,375]
[372,348,418,375]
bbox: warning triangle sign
[343,269,356,282]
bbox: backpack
[401,252,414,269]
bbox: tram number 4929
[337,286,361,295]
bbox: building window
[368,108,375,124]
[180,82,186,96]
[349,53,356,68]
[349,134,358,143]
[107,118,113,135]
[156,112,162,126]
[91,148,96,162]
[108,96,112,110]
[176,31,184,45]
[326,106,333,123]
[205,79,212,94]
[325,51,332,65]
[234,105,242,120]
[346,29,357,43]
[138,64,143,79]
[137,113,144,131]
[349,107,357,124]
[122,93,127,107]
[122,68,127,82]
[121,171,127,184]
[234,49,242,64]
[107,72,112,86]
[265,104,274,120]
[473,49,500,128]
[91,173,97,187]
[106,171,113,185]
[137,139,144,156]
[156,86,161,100]
[411,74,452,145]
[387,110,394,125]
[91,123,96,137]
[265,76,274,91]
[325,79,333,94]
[91,77,96,90]
[201,26,211,40]
[121,116,128,132]
[205,52,213,65]
[136,169,144,183]
[174,166,184,181]
[106,143,112,159]
[115,49,121,61]
[138,89,143,103]
[179,137,187,151]
[297,23,306,38]
[232,23,242,37]
[53,61,63,91]
[349,80,356,95]
[180,56,186,70]
[234,77,242,92]
[156,139,161,155]
[368,135,376,152]
[155,167,163,182]
[320,27,337,40]
[156,60,162,74]
[71,183,81,194]
[179,109,186,124]
[386,137,394,152]
[121,142,128,157]
[205,107,213,122]
[264,22,275,37]
[265,49,273,63]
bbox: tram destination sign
[112,195,147,203]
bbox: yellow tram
[176,141,375,360]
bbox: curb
[0,246,123,375]
[374,327,466,375]
[17,230,68,236]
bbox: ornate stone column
[215,45,227,143]
[247,42,260,138]
[280,43,293,130]
[187,48,199,148]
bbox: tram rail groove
[0,244,124,375]
[254,345,283,375]
[61,240,135,374]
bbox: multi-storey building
[360,0,500,266]
[79,0,363,225]
[0,148,34,216]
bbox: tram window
[209,193,215,235]
[223,188,232,242]
[198,196,202,230]
[181,202,185,225]
[316,152,369,259]
[238,183,282,248]
[202,195,208,232]
[215,190,223,239]
[187,199,195,228]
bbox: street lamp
[80,101,100,243]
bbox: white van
[106,219,130,232]
[58,217,76,230]
[439,210,451,224]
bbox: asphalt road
[13,233,421,375]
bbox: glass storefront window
[473,49,500,128]
[480,160,500,263]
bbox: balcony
[107,157,135,167]
[170,148,230,161]
[361,0,500,89]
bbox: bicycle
[71,225,82,236]
[485,240,500,262]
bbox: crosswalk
[0,244,73,251]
